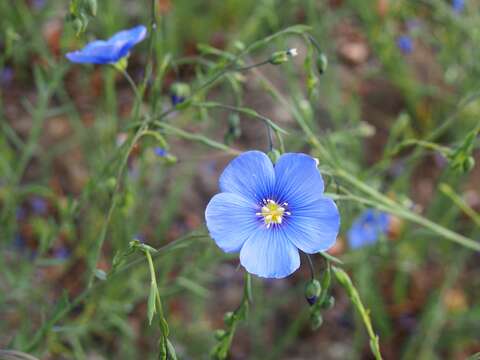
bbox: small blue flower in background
[32,0,46,10]
[452,0,465,13]
[1,67,14,87]
[54,246,70,260]
[66,25,147,64]
[397,35,414,55]
[154,147,168,157]
[348,209,390,249]
[30,196,48,215]
[16,207,26,221]
[205,151,340,279]
[13,234,26,250]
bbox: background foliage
[1,0,479,359]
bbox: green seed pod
[85,0,98,16]
[463,156,475,173]
[223,311,235,326]
[72,17,84,35]
[316,53,328,74]
[310,312,323,330]
[305,279,322,305]
[269,48,297,65]
[214,329,227,340]
[106,177,117,191]
[321,295,335,310]
[268,149,281,164]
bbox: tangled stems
[26,231,205,353]
[212,272,252,360]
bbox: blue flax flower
[396,35,413,55]
[30,196,47,215]
[66,25,147,64]
[452,0,465,13]
[348,209,390,249]
[154,147,168,157]
[205,151,340,279]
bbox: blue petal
[66,42,120,64]
[347,209,389,249]
[274,153,324,206]
[239,227,300,278]
[65,25,147,64]
[348,224,378,249]
[205,193,259,253]
[219,151,275,203]
[285,196,340,253]
[107,25,147,47]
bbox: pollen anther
[257,199,290,227]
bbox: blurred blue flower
[16,207,27,221]
[66,25,147,64]
[32,0,46,9]
[348,209,390,249]
[452,0,465,13]
[154,147,168,157]
[397,35,413,55]
[30,196,47,215]
[205,151,340,279]
[13,234,26,249]
[54,246,70,259]
[1,67,14,87]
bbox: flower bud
[268,149,281,164]
[269,48,297,65]
[106,177,117,191]
[463,156,475,173]
[85,0,97,16]
[170,82,190,106]
[224,113,241,144]
[223,311,235,326]
[316,53,328,74]
[214,329,227,340]
[321,295,335,310]
[72,17,84,35]
[305,279,322,305]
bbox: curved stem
[306,254,315,280]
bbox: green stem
[333,267,382,360]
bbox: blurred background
[1,0,480,359]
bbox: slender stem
[117,68,143,107]
[440,183,480,227]
[306,254,315,280]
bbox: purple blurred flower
[16,207,27,221]
[452,0,465,13]
[348,209,390,249]
[397,35,413,55]
[134,234,146,243]
[154,147,168,157]
[13,234,26,249]
[32,0,46,9]
[54,246,70,259]
[1,67,14,87]
[30,196,48,215]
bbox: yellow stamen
[256,199,290,228]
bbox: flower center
[256,199,291,228]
